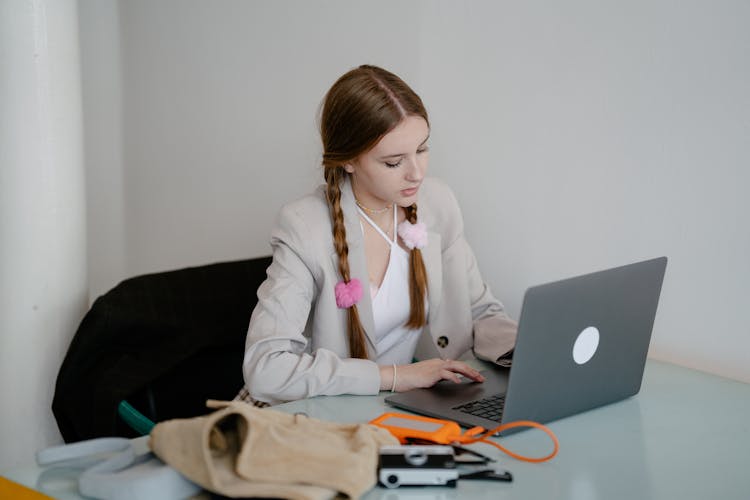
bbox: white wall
[115,0,424,282]
[418,1,750,382]
[3,0,743,465]
[90,0,748,383]
[79,0,125,303]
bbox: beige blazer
[243,176,517,404]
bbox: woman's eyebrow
[377,134,431,160]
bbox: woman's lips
[401,186,419,197]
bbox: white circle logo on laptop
[573,326,600,365]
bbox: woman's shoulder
[419,177,463,236]
[271,185,332,247]
[420,177,460,206]
[279,185,329,222]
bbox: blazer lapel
[330,178,378,356]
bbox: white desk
[275,360,750,499]
[2,360,749,499]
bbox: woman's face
[345,115,430,210]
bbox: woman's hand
[379,359,485,392]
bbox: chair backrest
[52,256,272,442]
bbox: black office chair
[52,256,272,443]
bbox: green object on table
[117,400,155,435]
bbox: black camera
[378,445,458,488]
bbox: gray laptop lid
[386,256,667,431]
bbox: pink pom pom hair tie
[335,278,363,309]
[397,220,428,250]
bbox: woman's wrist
[379,364,397,391]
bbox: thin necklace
[357,203,396,240]
[355,198,391,215]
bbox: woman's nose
[405,155,425,181]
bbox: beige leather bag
[149,400,398,500]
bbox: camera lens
[404,450,428,466]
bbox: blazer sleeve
[454,232,518,363]
[242,203,380,405]
[437,187,518,364]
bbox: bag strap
[36,438,131,465]
[36,437,201,500]
[79,449,200,500]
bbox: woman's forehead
[371,116,429,156]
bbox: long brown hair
[320,65,429,359]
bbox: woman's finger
[441,369,462,384]
[444,360,485,382]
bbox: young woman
[240,65,517,405]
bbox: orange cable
[457,419,559,463]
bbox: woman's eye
[385,159,403,168]
[417,146,429,154]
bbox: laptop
[386,256,667,433]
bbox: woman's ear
[343,163,355,174]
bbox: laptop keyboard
[452,393,506,422]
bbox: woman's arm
[460,236,518,362]
[379,359,485,392]
[431,178,517,363]
[242,204,380,405]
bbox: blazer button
[437,336,449,348]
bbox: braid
[404,204,428,328]
[324,167,369,359]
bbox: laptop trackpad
[430,373,499,402]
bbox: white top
[356,206,426,365]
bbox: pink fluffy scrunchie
[334,278,363,309]
[397,220,428,250]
